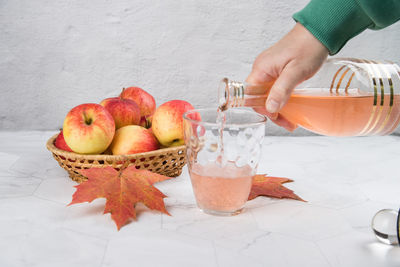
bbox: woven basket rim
[46,134,186,160]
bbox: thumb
[266,63,306,113]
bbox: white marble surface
[1,131,400,267]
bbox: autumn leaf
[68,165,172,230]
[248,174,305,202]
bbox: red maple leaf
[68,165,172,230]
[248,174,305,202]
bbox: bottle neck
[218,78,271,109]
[218,78,245,110]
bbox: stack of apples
[55,86,196,155]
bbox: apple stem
[83,112,93,125]
[145,118,151,129]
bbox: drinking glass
[183,108,266,216]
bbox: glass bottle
[219,58,400,136]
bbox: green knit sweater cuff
[293,0,373,55]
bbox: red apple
[100,97,141,129]
[120,87,156,122]
[63,103,115,154]
[54,129,73,152]
[151,100,196,147]
[110,125,159,155]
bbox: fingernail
[266,99,280,113]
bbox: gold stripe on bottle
[233,84,238,107]
[236,85,240,107]
[232,84,236,107]
[330,65,346,94]
[382,63,400,135]
[239,84,245,106]
[335,67,350,94]
[374,62,394,135]
[358,60,379,136]
[363,61,385,135]
[344,72,355,94]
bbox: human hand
[246,23,329,131]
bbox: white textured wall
[1,0,400,135]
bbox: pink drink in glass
[189,161,253,215]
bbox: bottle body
[219,58,400,136]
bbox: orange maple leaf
[68,165,172,230]
[248,174,305,202]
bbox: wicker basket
[46,134,186,183]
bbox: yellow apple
[63,103,115,154]
[152,100,195,147]
[110,125,159,155]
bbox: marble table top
[1,131,400,267]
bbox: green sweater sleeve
[293,0,400,55]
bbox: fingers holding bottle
[253,107,297,132]
[247,23,329,130]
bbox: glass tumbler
[183,108,267,216]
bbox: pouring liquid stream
[215,105,227,165]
